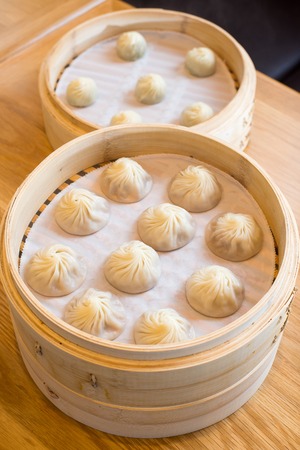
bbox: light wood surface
[0,1,299,449]
[0,0,113,62]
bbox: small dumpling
[104,240,161,294]
[205,212,264,261]
[100,157,152,203]
[185,47,216,77]
[137,203,196,251]
[135,73,166,105]
[168,165,222,212]
[116,31,147,61]
[186,265,244,317]
[180,102,214,127]
[55,188,110,235]
[66,77,98,107]
[134,308,195,345]
[25,244,86,296]
[64,288,126,340]
[110,110,142,126]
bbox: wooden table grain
[0,2,299,449]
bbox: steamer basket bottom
[16,327,279,438]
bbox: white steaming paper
[19,154,275,345]
[55,30,237,127]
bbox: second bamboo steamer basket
[39,8,256,151]
[0,125,298,438]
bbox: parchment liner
[55,30,237,127]
[19,154,275,344]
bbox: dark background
[129,0,300,91]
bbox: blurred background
[129,0,300,91]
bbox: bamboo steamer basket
[39,8,256,151]
[1,125,298,438]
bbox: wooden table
[0,1,299,448]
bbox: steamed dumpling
[134,308,195,345]
[135,73,166,105]
[186,265,244,317]
[104,240,161,294]
[25,244,86,296]
[100,157,152,203]
[137,203,196,251]
[185,47,216,77]
[116,31,147,61]
[55,188,110,235]
[66,77,98,107]
[110,110,142,125]
[168,165,222,212]
[206,212,264,261]
[64,288,126,339]
[180,102,214,127]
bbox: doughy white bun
[64,288,126,339]
[25,244,87,296]
[135,73,166,105]
[104,240,161,294]
[185,47,216,77]
[205,212,264,261]
[116,31,147,61]
[168,165,221,212]
[110,110,142,125]
[137,203,196,251]
[66,77,98,107]
[186,265,245,317]
[180,102,214,127]
[100,157,152,203]
[134,308,195,345]
[55,188,110,235]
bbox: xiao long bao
[66,77,98,107]
[104,240,161,294]
[185,46,216,77]
[180,101,214,127]
[134,308,195,345]
[110,110,142,125]
[137,203,196,251]
[186,265,245,318]
[100,157,152,203]
[135,73,166,105]
[205,212,264,262]
[55,188,110,236]
[168,164,222,212]
[116,31,147,61]
[25,244,86,297]
[64,288,126,340]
